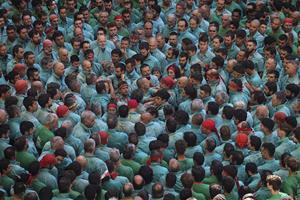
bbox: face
[199,90,208,99]
[0,45,7,56]
[271,18,281,30]
[177,21,186,32]
[85,117,95,128]
[59,8,67,19]
[259,24,267,34]
[224,36,233,47]
[246,41,255,52]
[199,41,208,52]
[55,64,65,77]
[119,85,129,96]
[152,70,161,79]
[83,61,92,72]
[115,67,123,77]
[122,13,131,24]
[26,54,35,65]
[55,35,64,46]
[285,62,297,75]
[189,18,198,30]
[111,54,121,64]
[212,38,221,50]
[50,15,59,27]
[216,0,225,10]
[7,29,16,40]
[144,22,153,37]
[271,95,279,106]
[23,15,32,26]
[236,51,246,62]
[99,12,109,24]
[19,28,28,40]
[140,48,149,58]
[168,69,175,79]
[32,33,41,44]
[141,66,151,77]
[16,48,24,59]
[126,63,134,73]
[44,44,52,55]
[169,35,177,46]
[108,26,118,37]
[208,26,218,38]
[98,35,106,48]
[221,15,230,27]
[60,50,69,62]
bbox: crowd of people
[0,0,300,199]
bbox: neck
[271,190,279,195]
[177,154,185,160]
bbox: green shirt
[35,126,55,150]
[16,151,37,170]
[267,192,289,200]
[121,159,141,175]
[281,172,300,197]
[192,182,210,200]
[0,175,14,195]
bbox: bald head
[0,109,7,124]
[133,175,144,189]
[256,105,269,118]
[140,112,152,124]
[169,158,180,172]
[177,76,188,88]
[76,155,87,169]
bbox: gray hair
[50,136,64,149]
[81,110,96,123]
[234,101,247,110]
[40,113,58,125]
[109,148,120,162]
[216,91,229,103]
[84,139,96,153]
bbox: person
[266,175,289,200]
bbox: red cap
[43,39,53,48]
[40,154,56,168]
[167,64,177,73]
[202,119,216,132]
[56,105,69,118]
[15,80,28,93]
[99,131,109,145]
[283,18,293,25]
[236,133,248,148]
[45,26,54,35]
[161,76,175,88]
[108,103,117,110]
[13,63,26,73]
[127,99,138,109]
[274,112,286,123]
[114,15,123,20]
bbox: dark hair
[262,142,276,157]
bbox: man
[35,114,57,151]
[269,91,290,117]
[93,35,113,64]
[197,35,215,65]
[266,175,288,199]
[107,114,128,153]
[139,42,160,71]
[246,39,264,75]
[7,45,24,74]
[258,143,280,173]
[177,19,197,43]
[248,19,264,49]
[21,96,41,128]
[148,37,167,71]
[25,31,42,57]
[210,0,231,25]
[82,139,107,176]
[73,111,96,144]
[223,31,239,59]
[46,62,67,92]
